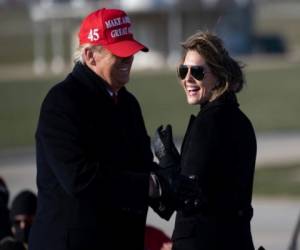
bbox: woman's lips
[186,86,200,96]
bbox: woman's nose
[185,68,194,81]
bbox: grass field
[0,77,55,148]
[128,62,300,136]
[254,163,300,197]
[0,5,300,198]
[0,62,300,149]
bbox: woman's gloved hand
[153,124,180,167]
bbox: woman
[155,31,257,250]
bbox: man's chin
[113,78,129,90]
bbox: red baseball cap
[78,8,149,58]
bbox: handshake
[149,125,203,219]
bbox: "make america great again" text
[105,16,131,29]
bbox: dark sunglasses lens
[178,65,188,79]
[191,66,205,80]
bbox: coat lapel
[180,114,196,156]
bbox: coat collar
[72,62,109,96]
[180,114,196,154]
[71,62,126,101]
[200,92,239,113]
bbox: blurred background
[0,0,299,249]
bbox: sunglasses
[177,64,207,81]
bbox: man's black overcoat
[172,93,257,250]
[29,63,153,250]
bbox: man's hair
[181,31,245,100]
[10,190,37,220]
[73,44,103,64]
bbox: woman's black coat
[172,93,257,250]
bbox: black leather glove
[149,163,177,220]
[153,125,180,167]
[153,166,203,213]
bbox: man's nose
[20,221,27,229]
[122,56,133,63]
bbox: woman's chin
[186,96,200,105]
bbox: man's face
[12,214,34,243]
[93,48,134,92]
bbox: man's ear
[83,47,96,66]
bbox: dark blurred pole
[288,211,300,250]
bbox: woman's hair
[181,31,245,99]
[73,44,103,64]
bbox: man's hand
[153,125,180,167]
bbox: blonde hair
[73,44,103,64]
[181,31,245,100]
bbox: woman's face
[180,50,218,105]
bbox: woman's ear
[212,78,221,90]
[83,47,96,66]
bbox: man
[10,190,37,247]
[29,8,199,250]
